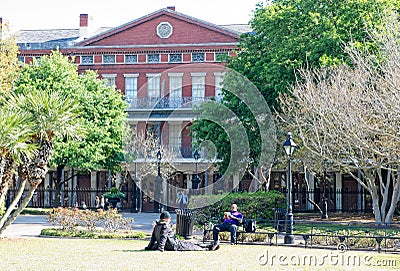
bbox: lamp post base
[284,234,295,244]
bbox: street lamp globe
[283,132,297,157]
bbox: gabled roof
[76,8,242,47]
[15,29,79,43]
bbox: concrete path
[0,212,180,238]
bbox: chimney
[79,14,93,40]
[167,6,175,11]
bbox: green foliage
[191,0,400,175]
[14,50,127,173]
[103,187,126,199]
[191,190,286,225]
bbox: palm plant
[0,90,84,234]
[0,104,35,215]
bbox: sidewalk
[1,212,200,238]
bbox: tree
[0,104,35,215]
[50,70,127,206]
[0,89,83,235]
[192,0,400,190]
[279,15,400,223]
[0,22,19,93]
[14,51,127,207]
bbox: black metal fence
[5,186,398,214]
[6,187,133,210]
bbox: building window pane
[169,123,181,151]
[192,75,205,98]
[81,55,93,64]
[125,77,138,102]
[102,74,117,88]
[169,53,182,63]
[214,72,225,101]
[103,55,116,64]
[125,55,138,63]
[147,75,160,98]
[17,56,25,63]
[192,53,205,62]
[169,74,183,108]
[147,54,160,63]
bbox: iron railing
[127,96,215,110]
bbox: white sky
[1,0,263,33]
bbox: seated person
[211,204,243,249]
[145,211,217,252]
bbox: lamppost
[192,149,200,189]
[283,132,297,244]
[154,150,163,212]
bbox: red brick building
[13,7,250,211]
[9,7,369,214]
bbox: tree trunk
[0,178,27,235]
[370,186,382,223]
[0,158,14,210]
[384,171,400,224]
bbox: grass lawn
[0,237,399,270]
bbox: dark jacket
[146,220,177,251]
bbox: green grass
[0,238,398,270]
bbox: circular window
[157,22,173,39]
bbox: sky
[1,0,263,33]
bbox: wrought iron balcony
[127,96,216,110]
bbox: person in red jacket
[145,211,218,252]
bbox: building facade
[7,7,371,213]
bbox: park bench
[203,217,279,245]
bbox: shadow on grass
[117,249,149,253]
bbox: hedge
[190,190,286,225]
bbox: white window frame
[168,73,183,108]
[191,52,205,62]
[124,74,139,103]
[81,55,94,64]
[168,122,182,152]
[213,72,225,101]
[146,73,161,98]
[191,72,206,100]
[125,54,138,64]
[169,53,182,63]
[102,74,117,88]
[102,55,116,64]
[147,54,160,63]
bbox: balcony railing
[127,96,219,110]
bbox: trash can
[175,209,194,239]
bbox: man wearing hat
[145,211,218,252]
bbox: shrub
[46,207,133,233]
[191,190,286,226]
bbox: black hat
[160,211,171,220]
